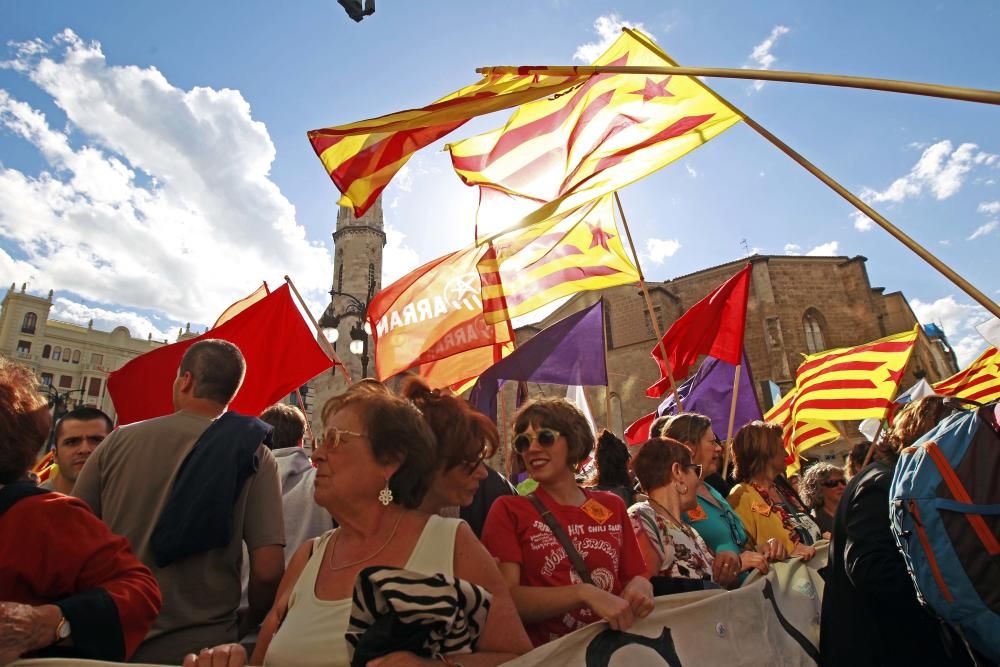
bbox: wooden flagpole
[476,65,1000,107]
[614,192,684,411]
[616,28,1000,321]
[721,363,742,477]
[601,296,613,431]
[283,275,353,385]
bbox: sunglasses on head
[822,478,847,488]
[512,428,560,454]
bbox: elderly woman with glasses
[656,414,773,587]
[798,462,846,538]
[728,422,821,562]
[186,389,531,667]
[481,398,653,647]
[628,438,720,590]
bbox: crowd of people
[0,340,985,666]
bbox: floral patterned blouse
[628,500,714,580]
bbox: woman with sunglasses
[481,398,653,647]
[185,388,531,667]
[628,438,718,589]
[728,422,821,561]
[657,414,773,587]
[798,462,845,539]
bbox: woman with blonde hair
[727,421,820,560]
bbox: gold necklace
[327,511,404,572]
[648,498,699,542]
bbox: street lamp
[318,270,377,379]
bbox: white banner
[14,545,827,667]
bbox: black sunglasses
[513,428,560,454]
[822,478,847,488]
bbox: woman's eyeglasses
[685,463,704,478]
[460,450,487,474]
[321,427,369,449]
[512,428,560,454]
[821,478,847,488]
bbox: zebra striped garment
[346,566,493,665]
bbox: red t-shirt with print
[481,486,647,646]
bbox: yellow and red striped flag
[415,340,515,394]
[790,327,919,423]
[763,390,839,474]
[932,346,1000,404]
[477,195,638,324]
[307,72,584,218]
[449,30,743,240]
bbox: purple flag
[469,300,607,423]
[658,354,762,439]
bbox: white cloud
[851,211,874,232]
[573,14,653,63]
[806,241,839,256]
[644,237,680,264]
[967,221,999,240]
[910,295,991,367]
[978,201,1000,215]
[940,239,951,246]
[0,30,331,327]
[684,163,697,178]
[784,241,839,256]
[860,140,997,205]
[746,25,790,92]
[49,297,175,342]
[381,224,421,285]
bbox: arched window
[803,309,826,354]
[62,347,72,362]
[42,344,52,359]
[52,347,61,361]
[21,312,37,333]
[72,349,81,363]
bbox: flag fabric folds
[308,72,584,218]
[368,246,513,383]
[413,341,514,394]
[449,30,743,240]
[108,284,333,426]
[212,283,269,328]
[933,346,1000,404]
[790,327,919,422]
[646,264,752,398]
[658,354,762,440]
[763,390,840,472]
[625,411,656,445]
[478,195,638,324]
[469,300,607,423]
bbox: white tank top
[263,515,461,667]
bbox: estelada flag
[763,389,839,475]
[308,71,583,218]
[107,284,333,425]
[933,345,1000,404]
[646,264,752,398]
[368,246,514,382]
[478,195,638,324]
[449,29,743,241]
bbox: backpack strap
[0,480,52,515]
[527,493,593,585]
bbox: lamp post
[319,271,376,379]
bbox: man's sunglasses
[822,478,847,488]
[512,428,560,454]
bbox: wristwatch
[55,615,71,642]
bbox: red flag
[108,284,332,425]
[625,411,656,445]
[646,264,752,398]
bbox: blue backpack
[890,403,1000,663]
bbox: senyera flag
[478,195,638,324]
[450,29,743,241]
[646,264,752,398]
[368,245,514,384]
[307,71,584,218]
[933,345,1000,404]
[763,389,839,475]
[108,284,333,425]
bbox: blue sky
[1,0,998,366]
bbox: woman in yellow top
[727,421,821,560]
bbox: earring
[677,482,689,495]
[378,478,393,506]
